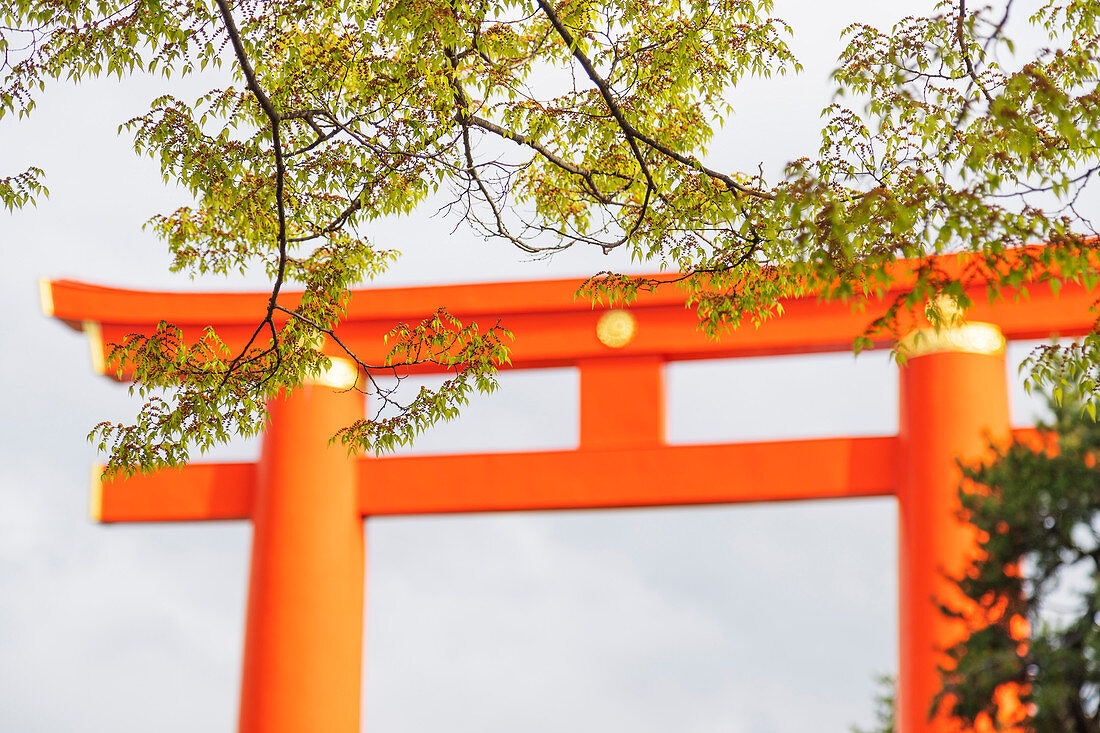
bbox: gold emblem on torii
[899,294,1006,358]
[596,309,637,348]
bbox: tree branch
[534,0,774,202]
[214,0,290,379]
[955,0,995,106]
[467,113,622,204]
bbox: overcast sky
[0,2,1057,732]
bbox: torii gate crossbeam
[42,258,1092,732]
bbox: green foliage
[938,385,1100,730]
[0,166,47,210]
[852,674,896,733]
[334,310,513,454]
[5,1,1100,472]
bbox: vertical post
[239,364,365,733]
[896,323,1009,732]
[579,355,664,449]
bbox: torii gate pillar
[239,379,365,733]
[897,324,1011,732]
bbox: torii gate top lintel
[40,260,1096,378]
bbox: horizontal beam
[45,272,1099,379]
[90,428,1050,523]
[94,462,254,523]
[358,436,897,515]
[43,276,691,326]
[36,250,1055,326]
[81,297,891,377]
[91,436,897,523]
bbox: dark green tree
[852,674,896,733]
[938,388,1100,731]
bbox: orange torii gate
[40,262,1096,733]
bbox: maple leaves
[5,1,1100,472]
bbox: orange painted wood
[239,384,365,733]
[90,440,889,521]
[90,429,1051,523]
[94,462,254,523]
[91,437,898,521]
[896,351,1018,733]
[43,258,1100,379]
[43,276,684,326]
[579,357,664,449]
[43,249,1068,326]
[358,437,898,515]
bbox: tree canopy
[938,386,1100,732]
[3,0,1100,473]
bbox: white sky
[0,2,1058,731]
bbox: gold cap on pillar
[898,295,1006,358]
[304,356,360,389]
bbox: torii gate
[41,258,1095,733]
